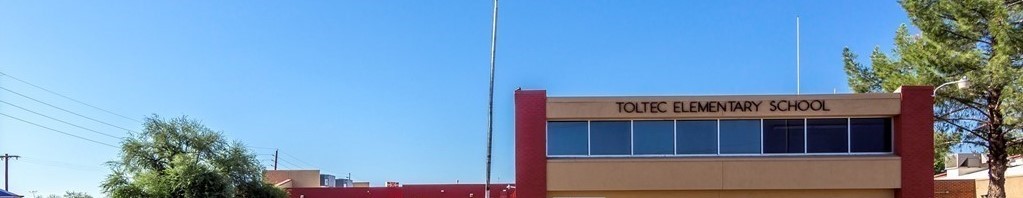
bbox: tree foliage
[101,115,287,198]
[843,0,1022,197]
[35,191,94,198]
[934,132,962,173]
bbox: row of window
[547,118,892,156]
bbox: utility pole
[1,153,20,191]
[273,149,279,170]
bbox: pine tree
[843,0,1022,197]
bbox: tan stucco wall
[547,93,900,119]
[548,189,895,198]
[548,156,901,191]
[264,170,321,188]
[974,176,1023,198]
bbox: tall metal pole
[485,0,499,197]
[274,149,279,170]
[796,16,801,95]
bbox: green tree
[34,191,94,198]
[842,0,1022,197]
[61,191,92,198]
[934,132,962,173]
[101,115,287,198]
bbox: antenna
[796,16,801,95]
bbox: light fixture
[934,76,970,96]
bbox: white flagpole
[796,16,801,95]
[485,0,498,197]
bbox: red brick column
[895,86,934,198]
[515,90,547,198]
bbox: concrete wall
[265,170,321,188]
[547,156,901,191]
[546,93,901,119]
[974,176,1023,198]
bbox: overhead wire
[0,86,138,134]
[0,100,124,140]
[0,71,142,123]
[0,72,333,173]
[281,152,317,168]
[277,158,304,169]
[0,112,118,148]
[251,147,335,172]
[19,156,104,171]
[247,146,277,150]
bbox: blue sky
[0,1,911,196]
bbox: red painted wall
[288,187,402,198]
[287,184,514,198]
[895,86,935,198]
[402,184,514,198]
[514,90,547,198]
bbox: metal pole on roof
[485,0,499,197]
[796,16,801,95]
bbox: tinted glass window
[676,120,718,154]
[547,121,588,155]
[633,121,674,155]
[763,119,805,153]
[851,118,892,152]
[807,118,848,153]
[590,121,631,155]
[720,120,761,154]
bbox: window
[589,121,631,155]
[763,119,805,153]
[547,121,588,155]
[807,118,849,153]
[676,120,718,154]
[633,121,674,155]
[547,117,892,157]
[851,118,892,152]
[719,120,761,154]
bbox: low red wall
[288,184,515,198]
[288,187,401,198]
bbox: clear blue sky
[0,1,912,196]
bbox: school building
[514,86,934,198]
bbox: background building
[336,178,354,188]
[515,86,934,198]
[935,154,1023,198]
[320,174,336,187]
[265,170,322,188]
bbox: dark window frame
[545,117,894,157]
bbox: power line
[0,112,118,148]
[247,146,277,150]
[0,71,142,123]
[276,158,302,168]
[267,158,296,169]
[0,100,124,140]
[19,156,103,172]
[0,86,137,134]
[281,152,316,168]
